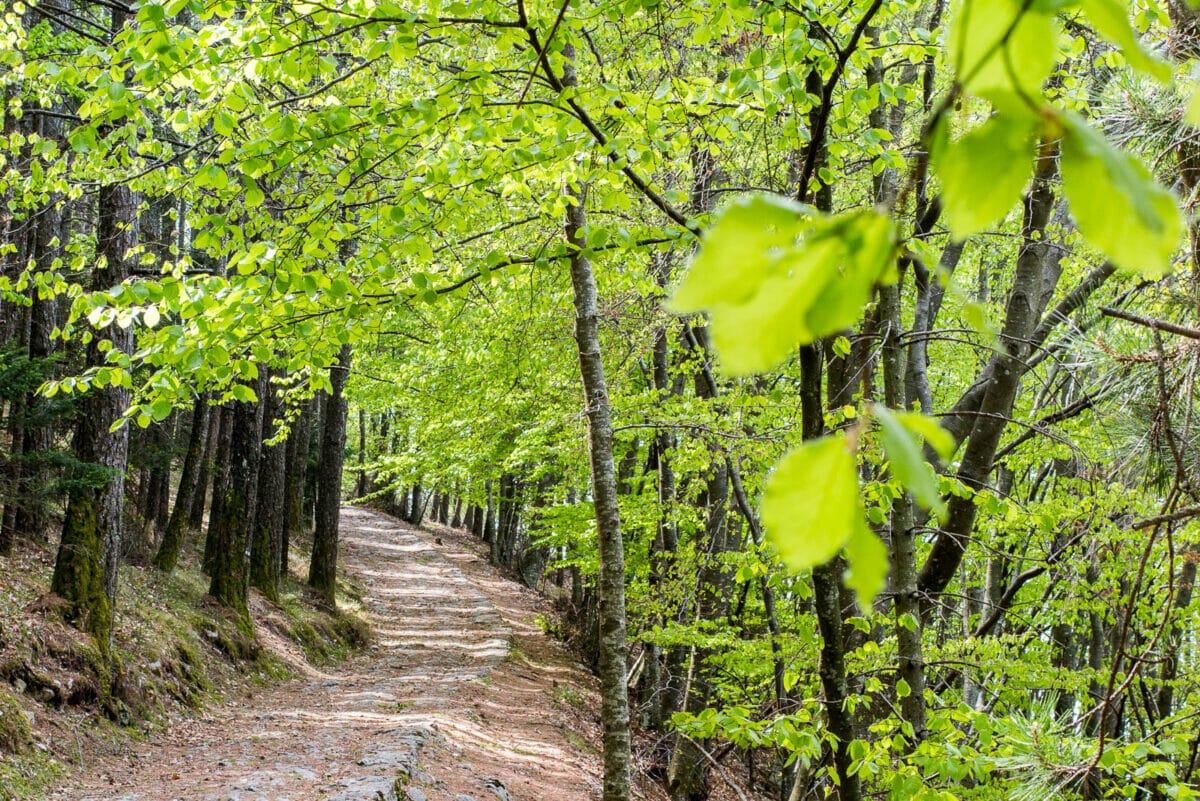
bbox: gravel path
[48,507,603,801]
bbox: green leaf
[230,383,258,403]
[150,398,172,421]
[1076,0,1171,82]
[948,0,1058,102]
[668,194,811,313]
[874,406,947,519]
[245,181,265,208]
[892,410,957,462]
[933,112,1037,238]
[143,306,161,327]
[896,678,912,698]
[671,198,895,376]
[1060,112,1183,278]
[844,522,888,609]
[763,434,864,572]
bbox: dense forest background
[4,0,1200,799]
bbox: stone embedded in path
[325,776,403,801]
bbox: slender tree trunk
[803,343,862,801]
[880,282,928,742]
[396,484,410,520]
[251,372,286,601]
[154,397,210,572]
[918,145,1062,601]
[308,345,351,606]
[408,482,424,526]
[484,479,496,544]
[561,55,631,796]
[13,161,62,546]
[203,404,234,576]
[190,403,222,530]
[283,394,314,573]
[355,407,367,499]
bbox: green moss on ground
[0,750,63,801]
[0,690,32,754]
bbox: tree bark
[208,379,265,622]
[154,397,210,573]
[308,345,351,606]
[561,53,631,796]
[880,282,927,742]
[251,372,286,601]
[189,403,222,530]
[284,394,314,572]
[51,166,137,661]
[203,403,234,576]
[917,143,1062,602]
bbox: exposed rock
[325,776,401,801]
[484,778,510,801]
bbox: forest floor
[44,507,623,801]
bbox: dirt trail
[48,507,604,801]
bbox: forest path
[49,507,604,801]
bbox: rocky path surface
[49,507,604,801]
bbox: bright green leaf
[672,199,895,376]
[668,194,810,313]
[844,522,888,609]
[948,0,1058,102]
[874,406,947,519]
[763,434,863,572]
[893,410,957,462]
[1060,112,1183,278]
[933,112,1037,238]
[1187,87,1200,127]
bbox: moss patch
[0,750,63,801]
[0,691,32,754]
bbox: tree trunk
[208,381,265,622]
[189,403,222,530]
[561,59,631,798]
[308,345,351,606]
[283,393,314,572]
[355,407,367,499]
[203,403,234,576]
[12,160,62,546]
[408,482,424,526]
[251,372,286,601]
[154,397,210,573]
[918,145,1062,601]
[51,171,137,661]
[880,282,927,742]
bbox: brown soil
[45,507,623,801]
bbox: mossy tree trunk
[51,163,138,661]
[208,380,265,622]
